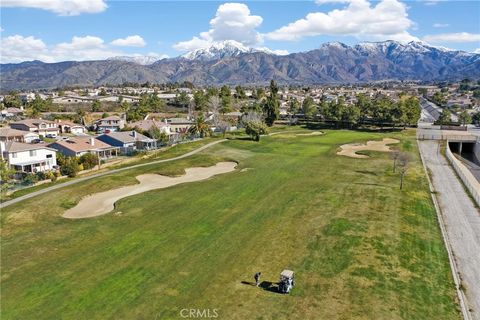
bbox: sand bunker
[296,131,324,136]
[63,162,237,219]
[337,138,399,158]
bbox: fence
[446,142,480,207]
[417,133,478,142]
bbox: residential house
[0,127,39,143]
[0,107,24,120]
[56,120,87,135]
[129,119,172,135]
[49,137,119,159]
[166,118,193,134]
[0,141,57,173]
[52,95,94,104]
[97,130,156,154]
[95,115,125,133]
[10,119,59,137]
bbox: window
[11,152,17,158]
[46,154,52,158]
[29,150,37,156]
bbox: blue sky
[1,0,479,63]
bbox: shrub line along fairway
[63,162,237,219]
[0,139,227,209]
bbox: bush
[35,171,47,181]
[23,174,39,185]
[61,157,79,178]
[79,153,98,170]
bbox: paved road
[419,140,480,320]
[0,139,226,209]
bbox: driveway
[419,140,480,320]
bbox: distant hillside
[1,41,479,90]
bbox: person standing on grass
[254,272,262,286]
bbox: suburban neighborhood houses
[1,80,479,192]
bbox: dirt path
[337,138,399,158]
[419,140,480,320]
[63,162,237,219]
[0,139,227,209]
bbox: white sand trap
[337,138,400,158]
[296,131,324,136]
[63,162,237,219]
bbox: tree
[175,91,190,110]
[79,153,99,170]
[146,125,169,144]
[193,90,208,111]
[91,100,101,112]
[302,96,317,122]
[438,108,452,125]
[288,97,301,115]
[263,80,280,126]
[397,152,411,190]
[355,93,372,125]
[3,93,22,108]
[235,85,246,100]
[0,160,15,183]
[459,110,472,126]
[391,150,400,173]
[220,94,233,114]
[242,112,267,142]
[341,104,361,128]
[188,114,212,138]
[99,88,108,96]
[60,156,80,177]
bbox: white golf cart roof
[280,270,294,278]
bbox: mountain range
[1,40,479,91]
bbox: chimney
[90,137,95,146]
[132,131,136,138]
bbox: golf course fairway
[0,129,460,320]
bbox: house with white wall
[0,141,57,173]
[10,119,59,137]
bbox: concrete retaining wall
[446,142,480,207]
[473,142,480,164]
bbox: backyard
[0,129,460,319]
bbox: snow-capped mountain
[181,40,288,61]
[2,40,479,90]
[107,56,163,65]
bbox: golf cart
[279,270,295,294]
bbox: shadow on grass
[241,280,282,294]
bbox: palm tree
[188,114,212,138]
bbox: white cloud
[433,23,449,28]
[265,0,418,43]
[0,35,51,62]
[474,48,480,54]
[174,3,263,51]
[424,1,439,6]
[315,0,356,4]
[0,34,168,63]
[50,36,122,61]
[1,0,107,16]
[423,32,480,43]
[111,35,146,47]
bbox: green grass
[0,129,460,320]
[0,138,218,202]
